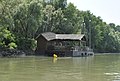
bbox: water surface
[0,54,120,81]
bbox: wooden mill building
[35,32,94,57]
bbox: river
[0,54,120,81]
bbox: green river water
[0,54,120,81]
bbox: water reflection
[53,58,58,63]
[0,54,120,81]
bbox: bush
[0,27,17,49]
[8,42,17,49]
[16,38,36,50]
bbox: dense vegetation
[0,0,120,53]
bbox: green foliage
[81,11,120,52]
[13,0,43,38]
[16,38,36,50]
[0,0,120,52]
[0,27,17,49]
[43,0,67,10]
[8,42,17,49]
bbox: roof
[41,32,56,41]
[56,34,85,41]
[36,32,85,41]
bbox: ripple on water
[104,72,120,81]
[104,73,120,76]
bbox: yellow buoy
[53,54,57,58]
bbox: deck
[45,49,94,57]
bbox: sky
[67,0,120,25]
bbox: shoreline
[94,53,120,55]
[0,49,34,57]
[0,49,120,57]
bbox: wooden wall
[36,36,47,55]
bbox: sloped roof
[37,32,85,41]
[41,32,56,41]
[56,34,85,41]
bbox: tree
[0,0,120,52]
[12,0,43,50]
[63,3,83,34]
[13,0,43,38]
[43,0,67,10]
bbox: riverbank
[0,49,34,57]
[94,53,120,55]
[0,48,119,58]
